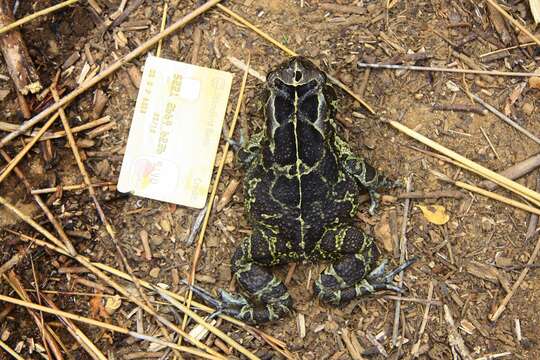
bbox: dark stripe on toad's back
[273,94,294,124]
[273,123,297,166]
[297,121,324,166]
[299,94,319,122]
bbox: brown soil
[1,0,539,359]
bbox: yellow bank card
[118,56,233,208]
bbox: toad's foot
[316,257,417,306]
[187,282,292,324]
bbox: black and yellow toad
[194,57,413,324]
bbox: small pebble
[338,72,353,85]
[522,102,535,116]
[160,219,171,233]
[149,267,160,278]
[150,235,164,246]
[481,217,493,232]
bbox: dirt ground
[1,0,540,359]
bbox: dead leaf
[89,294,109,318]
[504,82,526,115]
[374,212,394,252]
[528,69,540,90]
[105,295,122,315]
[417,204,450,225]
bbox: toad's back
[243,58,362,257]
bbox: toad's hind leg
[225,230,293,324]
[314,224,405,306]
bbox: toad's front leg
[333,136,399,214]
[194,229,293,324]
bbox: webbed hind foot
[187,282,292,324]
[315,256,417,307]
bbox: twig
[480,127,500,160]
[156,2,168,57]
[411,144,540,212]
[358,68,371,97]
[364,332,388,357]
[451,50,493,82]
[182,54,250,344]
[384,295,441,306]
[444,305,473,359]
[319,3,366,15]
[479,154,540,191]
[526,178,540,242]
[227,55,265,82]
[391,175,413,347]
[2,228,247,359]
[23,116,113,142]
[479,42,536,59]
[185,204,208,246]
[465,90,540,145]
[484,0,540,46]
[0,0,42,94]
[475,352,512,360]
[0,0,223,149]
[190,27,202,64]
[108,0,146,31]
[411,282,434,357]
[434,171,540,216]
[357,62,540,77]
[388,120,540,205]
[0,113,60,185]
[0,149,77,254]
[41,294,107,360]
[490,226,540,321]
[0,338,24,360]
[341,328,366,360]
[30,181,115,195]
[0,294,221,360]
[487,2,511,45]
[216,178,240,211]
[15,88,31,119]
[396,190,463,199]
[216,4,374,113]
[0,249,26,277]
[0,0,77,35]
[5,272,64,360]
[432,103,487,115]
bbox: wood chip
[444,305,473,360]
[341,328,365,360]
[297,314,306,339]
